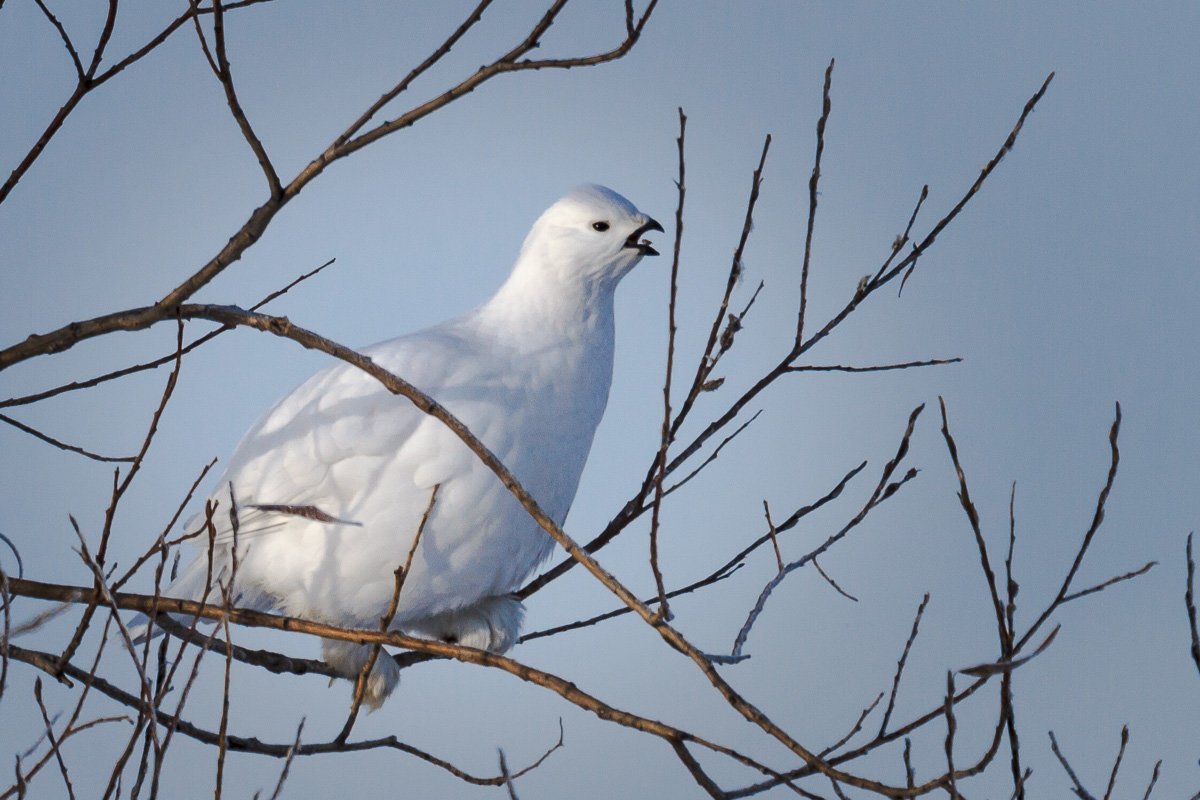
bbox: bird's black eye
[591,221,610,232]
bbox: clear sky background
[2,2,1198,797]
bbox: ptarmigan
[146,185,661,707]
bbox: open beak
[624,218,665,256]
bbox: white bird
[145,185,661,708]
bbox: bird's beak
[625,218,665,256]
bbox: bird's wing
[162,323,534,610]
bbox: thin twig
[785,358,961,373]
[819,693,882,758]
[0,413,134,462]
[1,259,335,411]
[1049,730,1097,800]
[338,484,439,740]
[498,749,520,800]
[938,396,1009,658]
[1188,533,1200,680]
[728,406,923,660]
[1103,726,1129,800]
[879,593,929,737]
[763,501,784,572]
[1016,401,1122,652]
[32,678,77,800]
[1,4,660,370]
[265,719,304,800]
[796,59,834,344]
[646,107,689,623]
[943,672,958,800]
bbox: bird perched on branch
[139,185,661,708]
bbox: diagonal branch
[0,3,659,371]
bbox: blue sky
[2,2,1198,797]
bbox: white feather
[141,185,661,707]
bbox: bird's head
[517,184,663,291]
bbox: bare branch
[265,719,304,800]
[726,405,923,661]
[2,3,275,207]
[645,107,690,623]
[1049,730,1099,800]
[785,358,960,374]
[1060,562,1156,604]
[819,692,882,758]
[198,0,282,195]
[1186,533,1200,680]
[943,673,958,800]
[0,412,135,463]
[32,678,76,800]
[338,484,439,740]
[879,593,930,737]
[938,396,1010,652]
[796,59,834,344]
[1103,726,1129,800]
[0,4,659,371]
[958,624,1059,678]
[32,0,84,78]
[1,259,335,411]
[1016,401,1122,652]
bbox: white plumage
[150,185,661,707]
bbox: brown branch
[1188,533,1200,680]
[663,411,762,496]
[1049,731,1098,800]
[0,3,658,371]
[32,678,76,800]
[819,692,882,758]
[958,624,1059,678]
[661,75,1055,503]
[4,580,793,790]
[677,134,771,430]
[879,593,930,737]
[519,563,742,643]
[1005,481,1024,799]
[1,643,568,788]
[32,0,84,78]
[338,483,439,741]
[645,107,689,622]
[1060,562,1156,603]
[938,396,1010,654]
[796,59,834,344]
[1,258,335,411]
[1,2,275,207]
[669,739,728,799]
[890,72,1055,297]
[539,457,862,645]
[520,74,1052,607]
[873,185,929,285]
[726,405,923,661]
[785,358,961,373]
[334,0,496,146]
[810,557,857,602]
[1103,726,1129,800]
[265,719,304,800]
[943,673,958,800]
[198,0,282,196]
[1142,761,1162,800]
[56,318,185,674]
[0,714,129,800]
[0,412,135,463]
[1015,401,1122,652]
